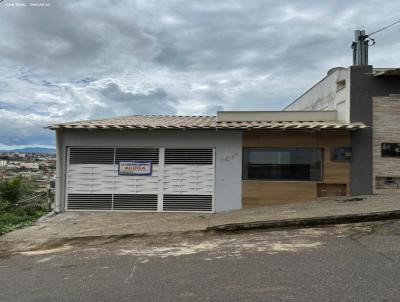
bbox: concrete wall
[349,65,374,195]
[284,67,351,122]
[55,129,243,212]
[372,96,400,191]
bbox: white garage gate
[65,147,215,212]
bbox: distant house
[19,162,40,169]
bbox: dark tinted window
[243,148,323,181]
[382,143,400,157]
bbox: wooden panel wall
[242,130,350,207]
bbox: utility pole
[351,30,375,66]
[351,30,369,66]
[351,20,400,66]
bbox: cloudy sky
[0,0,399,149]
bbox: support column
[54,129,63,212]
[157,147,165,212]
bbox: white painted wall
[56,129,243,212]
[285,67,351,122]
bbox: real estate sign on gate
[118,161,152,176]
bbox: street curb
[207,210,400,231]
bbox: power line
[368,19,400,36]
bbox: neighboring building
[48,112,365,213]
[0,160,7,167]
[284,66,400,195]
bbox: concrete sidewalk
[1,190,400,245]
[208,190,400,230]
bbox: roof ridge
[54,114,217,125]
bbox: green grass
[0,203,49,235]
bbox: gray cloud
[98,83,177,115]
[0,0,399,147]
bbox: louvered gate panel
[113,148,161,194]
[67,147,161,211]
[163,195,213,212]
[66,147,214,212]
[163,165,214,194]
[113,194,158,211]
[67,194,112,210]
[164,149,213,164]
[67,164,115,194]
[113,164,160,194]
[115,148,159,164]
[67,147,115,209]
[69,148,114,164]
[163,148,214,212]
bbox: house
[48,111,365,213]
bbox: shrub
[0,204,48,235]
[0,176,36,205]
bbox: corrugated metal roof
[47,115,367,130]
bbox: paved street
[1,221,400,302]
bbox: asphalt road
[1,221,400,302]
